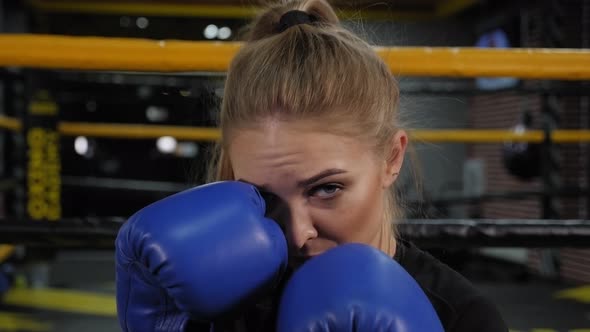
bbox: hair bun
[244,0,339,42]
[276,10,318,33]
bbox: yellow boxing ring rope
[0,34,589,79]
[1,116,590,143]
[0,34,589,143]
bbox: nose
[261,192,317,253]
[285,205,318,253]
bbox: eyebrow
[297,168,347,188]
[237,168,347,192]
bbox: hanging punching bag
[502,111,541,181]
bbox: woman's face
[229,118,406,266]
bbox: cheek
[313,175,385,243]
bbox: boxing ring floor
[0,249,588,332]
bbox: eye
[259,190,283,215]
[308,183,343,199]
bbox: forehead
[227,120,374,184]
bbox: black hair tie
[276,10,318,33]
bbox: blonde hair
[207,0,411,224]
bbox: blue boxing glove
[116,181,288,332]
[277,243,444,332]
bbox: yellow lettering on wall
[26,127,62,221]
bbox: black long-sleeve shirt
[394,239,509,332]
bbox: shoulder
[395,240,508,332]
